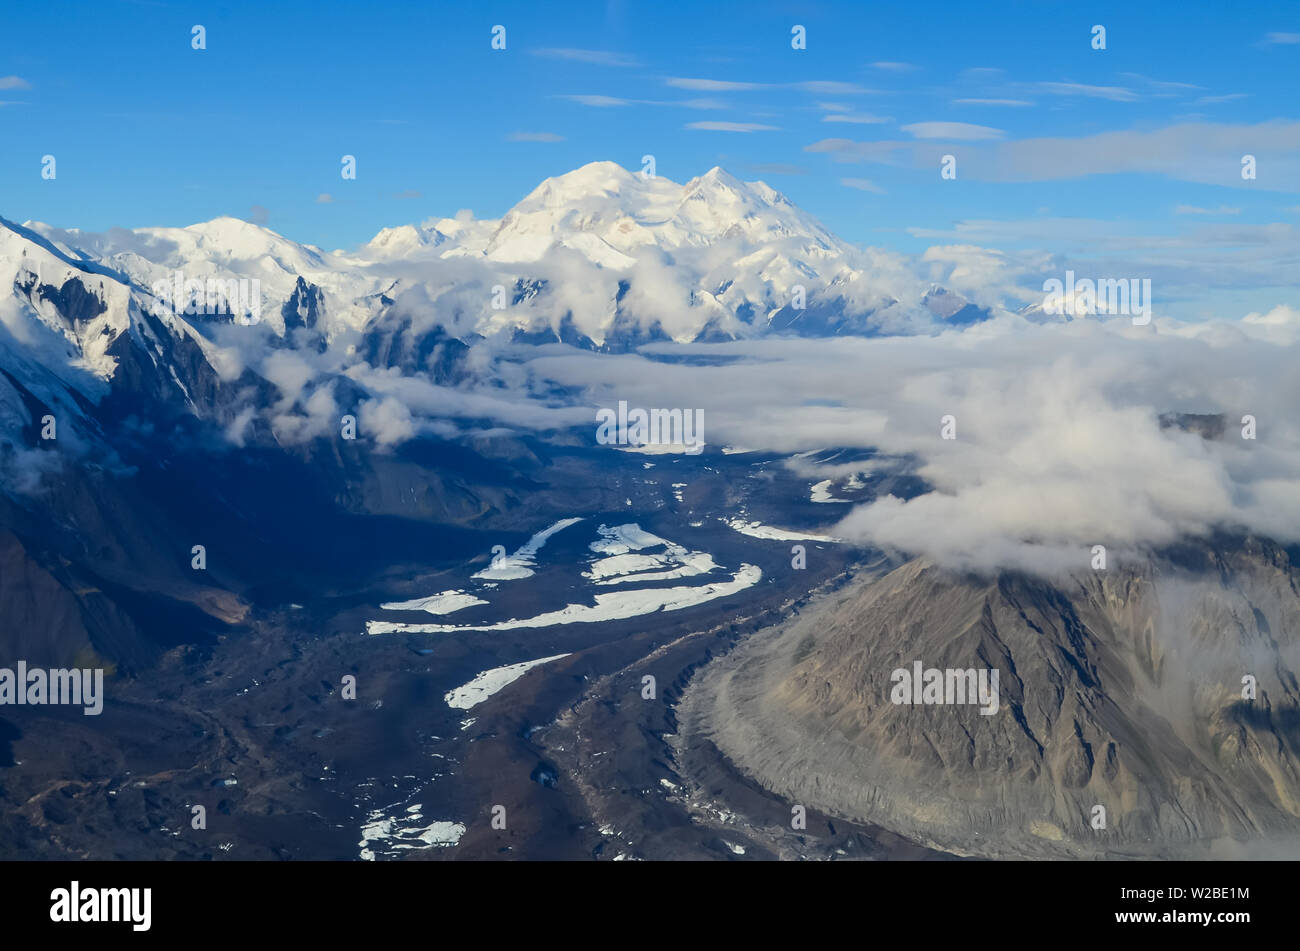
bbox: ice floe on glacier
[444,653,572,709]
[380,589,489,615]
[472,517,584,580]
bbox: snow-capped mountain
[11,162,971,360]
[353,162,939,345]
[0,161,995,457]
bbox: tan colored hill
[679,540,1300,858]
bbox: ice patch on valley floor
[380,589,489,615]
[472,517,583,580]
[619,442,704,456]
[588,522,667,555]
[367,564,761,634]
[359,804,465,860]
[366,520,757,636]
[810,479,850,503]
[584,522,717,586]
[723,517,842,543]
[445,653,572,710]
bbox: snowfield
[444,653,572,709]
[366,520,759,636]
[472,517,584,580]
[368,564,761,634]
[380,589,488,615]
[584,522,717,585]
[810,479,850,503]
[723,517,842,543]
[359,805,465,860]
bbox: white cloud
[685,121,778,132]
[560,94,630,107]
[824,113,892,125]
[532,48,639,67]
[559,94,729,110]
[666,78,876,95]
[667,77,766,92]
[841,177,885,193]
[902,122,1004,140]
[953,98,1033,107]
[807,120,1300,188]
[1175,204,1241,215]
[526,317,1300,577]
[1037,82,1138,102]
[359,395,416,448]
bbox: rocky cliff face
[680,539,1300,858]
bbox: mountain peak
[687,166,745,189]
[520,161,644,208]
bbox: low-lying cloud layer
[523,311,1300,574]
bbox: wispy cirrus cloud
[1175,204,1241,215]
[667,77,877,94]
[560,94,630,107]
[808,120,1300,188]
[841,177,885,193]
[685,121,778,133]
[507,131,565,142]
[805,138,911,164]
[0,76,30,89]
[667,77,765,91]
[558,94,726,110]
[824,113,892,124]
[799,80,878,95]
[1036,81,1139,102]
[1120,73,1203,95]
[532,48,639,67]
[748,162,807,175]
[1263,32,1300,44]
[902,121,1004,140]
[870,61,917,72]
[953,98,1033,107]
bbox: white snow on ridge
[366,564,762,635]
[381,589,488,615]
[472,517,584,580]
[444,653,572,710]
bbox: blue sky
[2,0,1298,316]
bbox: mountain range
[3,162,1298,861]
